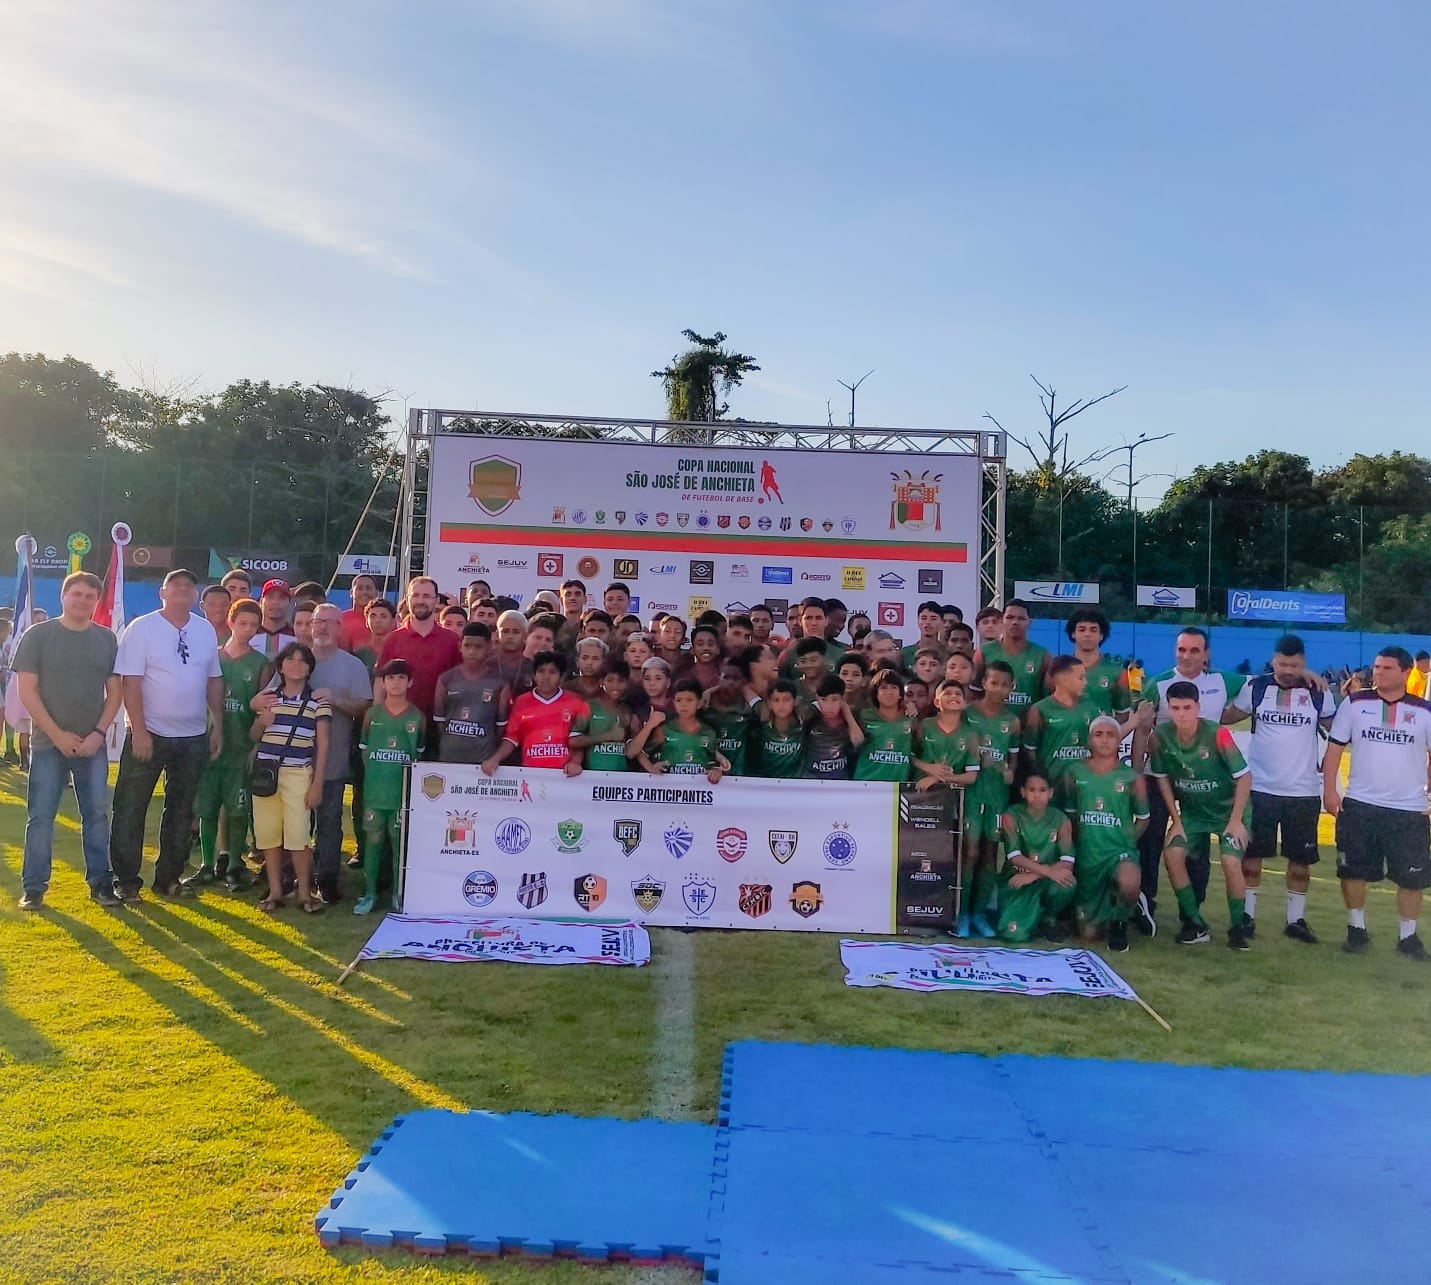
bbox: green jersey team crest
[554,818,588,854]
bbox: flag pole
[1133,992,1172,1032]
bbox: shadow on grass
[0,957,61,1064]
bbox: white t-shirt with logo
[1232,675,1334,798]
[1328,692,1431,814]
[115,610,222,737]
[1148,667,1246,725]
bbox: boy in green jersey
[997,772,1076,943]
[1065,608,1132,722]
[975,599,1048,712]
[571,661,638,772]
[701,658,753,775]
[855,670,916,781]
[1150,680,1253,949]
[912,679,984,935]
[188,598,267,890]
[753,680,805,778]
[1022,655,1097,788]
[1060,716,1150,952]
[632,678,729,783]
[356,660,426,915]
[965,660,1022,922]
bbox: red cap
[260,578,291,598]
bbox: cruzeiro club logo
[614,819,643,857]
[716,827,748,863]
[517,871,548,910]
[553,818,587,854]
[494,817,531,855]
[823,824,857,868]
[682,874,716,917]
[768,830,798,863]
[663,822,694,860]
[462,870,498,908]
[631,876,665,914]
[573,873,607,912]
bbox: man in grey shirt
[14,572,122,908]
[309,603,371,903]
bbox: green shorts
[1166,830,1245,860]
[965,799,1007,843]
[194,755,251,823]
[1074,850,1138,925]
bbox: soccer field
[0,764,1424,1284]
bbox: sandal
[258,896,285,913]
[299,897,326,915]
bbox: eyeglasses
[177,628,190,665]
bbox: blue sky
[2,0,1428,499]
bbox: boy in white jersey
[1323,646,1431,961]
[1225,634,1334,943]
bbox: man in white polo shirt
[1226,634,1334,943]
[109,569,224,901]
[1323,646,1431,960]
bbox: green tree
[652,330,760,424]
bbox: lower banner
[839,939,1137,1000]
[358,914,651,966]
[404,765,960,933]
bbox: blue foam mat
[315,1109,714,1262]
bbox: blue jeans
[22,743,113,895]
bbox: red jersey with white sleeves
[503,689,590,769]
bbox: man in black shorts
[1323,646,1431,959]
[1225,634,1334,942]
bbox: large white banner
[358,914,650,966]
[405,765,899,933]
[425,436,982,628]
[839,940,1137,1000]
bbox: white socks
[1244,888,1258,917]
[1348,908,1366,929]
[1400,919,1418,941]
[1286,892,1306,924]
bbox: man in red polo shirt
[374,578,461,731]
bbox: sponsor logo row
[443,815,857,867]
[461,869,827,920]
[523,555,943,595]
[549,508,860,535]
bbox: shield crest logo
[716,827,748,863]
[614,819,642,856]
[517,871,548,910]
[468,456,522,516]
[738,883,772,918]
[573,873,607,912]
[718,515,731,529]
[677,512,690,528]
[790,881,823,918]
[631,877,664,914]
[616,510,627,523]
[768,830,798,863]
[681,874,716,917]
[421,773,446,801]
[554,818,587,853]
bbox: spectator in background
[109,569,224,900]
[14,572,122,909]
[603,582,632,617]
[307,604,372,903]
[255,579,297,659]
[220,568,253,600]
[339,574,378,652]
[469,597,499,629]
[440,603,468,635]
[292,601,316,649]
[1408,651,1430,698]
[374,577,462,729]
[292,581,327,611]
[524,613,562,660]
[200,585,233,642]
[465,580,493,607]
[823,598,849,644]
[355,599,396,677]
[488,610,533,695]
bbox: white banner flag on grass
[359,915,650,966]
[840,939,1137,1001]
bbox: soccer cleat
[1241,913,1256,939]
[17,891,44,911]
[224,865,253,892]
[353,894,376,916]
[214,853,230,879]
[970,912,996,939]
[1342,926,1371,954]
[1397,933,1429,962]
[180,867,217,888]
[1107,921,1129,953]
[115,885,144,903]
[953,912,971,938]
[90,888,122,908]
[1284,919,1318,944]
[155,881,196,900]
[1177,921,1211,945]
[1227,924,1251,951]
[1134,893,1157,937]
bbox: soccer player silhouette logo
[760,459,784,504]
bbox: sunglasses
[176,628,190,665]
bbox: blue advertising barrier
[1227,588,1347,624]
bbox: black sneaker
[115,884,144,903]
[224,865,253,892]
[1342,925,1371,954]
[155,880,196,900]
[90,888,123,908]
[1241,913,1256,939]
[1177,921,1211,945]
[1227,924,1251,951]
[17,891,43,911]
[1134,893,1156,938]
[317,882,342,906]
[214,853,230,879]
[1040,920,1068,944]
[1397,933,1429,961]
[1284,919,1318,944]
[1107,921,1129,953]
[180,867,217,888]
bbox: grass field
[1,761,1427,1284]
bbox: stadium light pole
[1110,432,1173,508]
